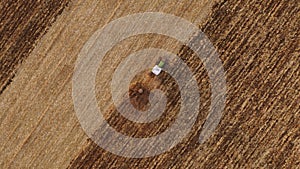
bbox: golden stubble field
[0,0,299,168]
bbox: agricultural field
[0,0,299,168]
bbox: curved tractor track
[0,0,299,168]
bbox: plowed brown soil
[0,0,299,168]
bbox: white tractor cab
[151,60,165,75]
